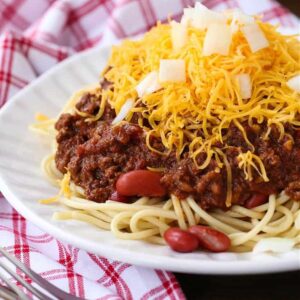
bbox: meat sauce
[55,92,300,210]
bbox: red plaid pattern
[0,196,185,299]
[0,0,299,298]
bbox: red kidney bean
[116,170,166,197]
[164,227,199,253]
[188,225,231,252]
[109,191,129,203]
[245,193,268,209]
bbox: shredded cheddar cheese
[97,13,300,206]
[60,171,72,199]
[35,113,49,121]
[39,171,71,204]
[238,151,269,182]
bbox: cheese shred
[98,13,299,206]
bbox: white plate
[0,46,299,274]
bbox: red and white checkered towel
[0,0,299,299]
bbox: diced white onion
[171,21,187,51]
[225,9,254,34]
[112,99,134,125]
[136,71,161,98]
[253,238,295,254]
[295,212,300,229]
[230,21,239,35]
[225,9,254,24]
[287,74,300,93]
[181,8,194,25]
[236,74,252,99]
[241,23,269,52]
[192,2,226,29]
[159,59,186,83]
[234,10,254,24]
[202,24,232,56]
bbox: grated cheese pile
[98,4,300,206]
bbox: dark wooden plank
[176,271,300,300]
[278,0,300,16]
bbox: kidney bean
[245,193,269,209]
[164,227,199,253]
[116,170,166,197]
[109,191,129,203]
[188,225,231,252]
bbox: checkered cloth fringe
[0,0,298,298]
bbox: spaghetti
[30,4,300,253]
[29,85,300,253]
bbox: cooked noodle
[30,86,300,252]
[30,5,300,252]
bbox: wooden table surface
[175,1,300,299]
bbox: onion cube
[241,23,269,52]
[159,59,186,83]
[236,74,252,99]
[287,74,300,93]
[202,24,232,56]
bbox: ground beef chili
[55,92,300,210]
